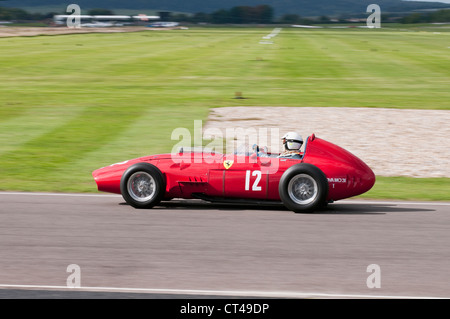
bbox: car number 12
[245,170,262,191]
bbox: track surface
[0,192,449,299]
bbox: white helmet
[282,132,303,151]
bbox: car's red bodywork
[93,134,375,207]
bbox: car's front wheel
[120,163,165,208]
[279,163,328,213]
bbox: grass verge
[361,177,450,201]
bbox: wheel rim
[127,171,156,202]
[287,174,318,205]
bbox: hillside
[2,0,449,16]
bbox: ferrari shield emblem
[223,160,234,169]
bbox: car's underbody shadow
[120,199,435,215]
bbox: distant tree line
[400,9,450,24]
[0,4,275,23]
[171,5,274,24]
[172,7,450,24]
[0,7,117,20]
[1,3,449,24]
[0,6,54,20]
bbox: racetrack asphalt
[0,192,449,299]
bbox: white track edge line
[0,284,446,299]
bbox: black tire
[120,163,166,209]
[279,163,328,214]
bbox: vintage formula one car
[92,134,375,213]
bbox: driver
[279,132,303,158]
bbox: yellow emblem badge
[223,160,234,169]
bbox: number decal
[245,170,262,191]
[252,170,262,191]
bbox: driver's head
[282,132,303,151]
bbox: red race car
[92,134,375,213]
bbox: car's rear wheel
[120,163,165,208]
[279,163,328,213]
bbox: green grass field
[0,27,449,200]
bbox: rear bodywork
[93,134,375,204]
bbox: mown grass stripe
[0,104,148,189]
[53,105,210,192]
[0,106,85,156]
[284,30,450,109]
[280,30,350,79]
[334,31,450,78]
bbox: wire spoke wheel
[279,163,328,213]
[120,163,167,208]
[127,171,156,202]
[287,174,318,205]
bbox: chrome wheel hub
[287,174,318,205]
[127,172,156,202]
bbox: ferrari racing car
[92,134,375,213]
